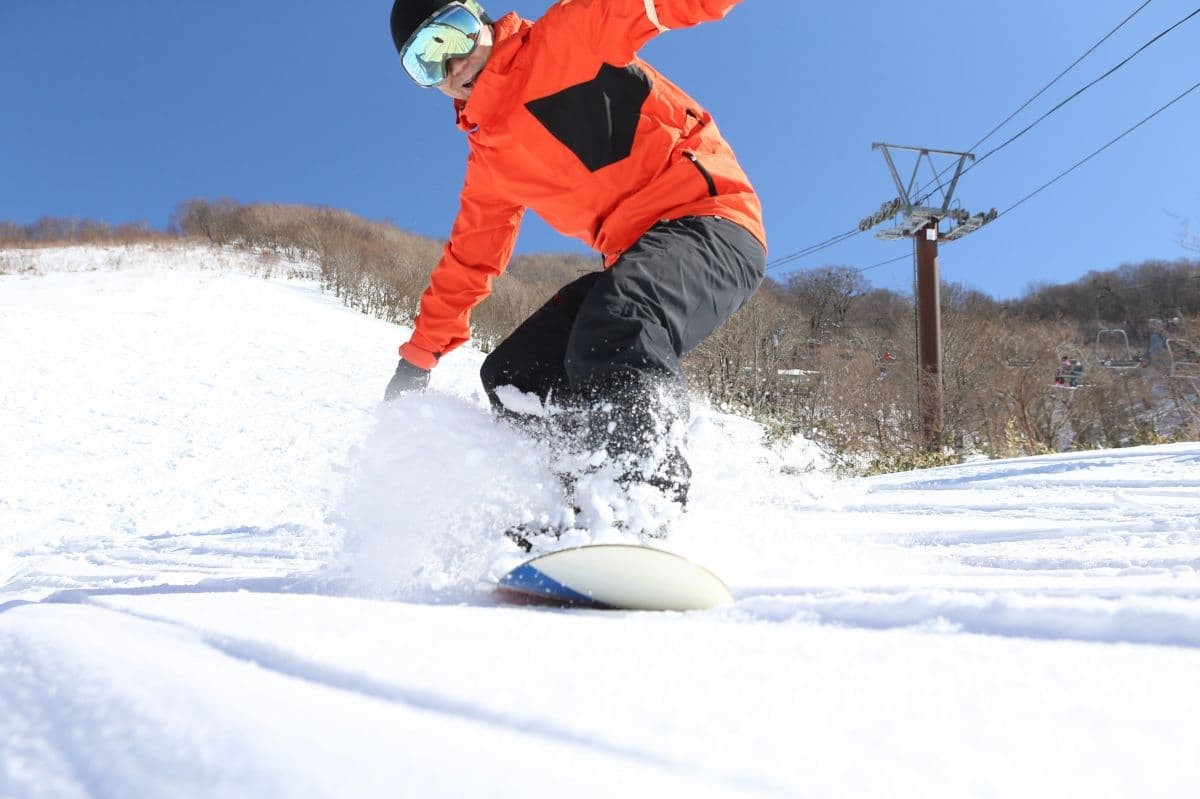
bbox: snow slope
[2,245,1199,798]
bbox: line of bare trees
[684,262,1200,471]
[6,201,1199,473]
[0,217,166,246]
[168,198,580,349]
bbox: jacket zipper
[683,151,718,197]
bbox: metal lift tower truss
[862,143,997,241]
[857,142,996,448]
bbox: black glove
[383,358,430,401]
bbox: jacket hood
[454,12,528,131]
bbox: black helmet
[390,1,490,56]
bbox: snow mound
[4,245,1200,797]
[0,241,319,278]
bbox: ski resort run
[2,245,1199,797]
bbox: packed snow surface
[3,245,1200,797]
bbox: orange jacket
[400,0,765,370]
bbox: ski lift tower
[859,142,997,448]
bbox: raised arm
[539,0,747,65]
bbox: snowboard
[496,543,734,611]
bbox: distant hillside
[4,203,1198,468]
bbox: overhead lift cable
[854,253,911,275]
[764,227,861,273]
[961,0,1155,158]
[845,81,1197,282]
[765,0,1162,274]
[765,3,1196,277]
[997,79,1200,220]
[917,3,1200,201]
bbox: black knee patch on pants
[479,217,765,503]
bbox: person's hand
[383,358,430,401]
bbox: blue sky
[2,1,1197,299]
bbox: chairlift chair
[1051,347,1087,389]
[1167,338,1200,379]
[1094,328,1143,369]
[1001,335,1036,369]
[1004,355,1037,369]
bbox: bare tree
[784,266,868,338]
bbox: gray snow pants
[479,215,765,504]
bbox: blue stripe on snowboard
[498,562,612,607]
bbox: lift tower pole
[914,223,942,446]
[858,142,997,449]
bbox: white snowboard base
[496,544,733,611]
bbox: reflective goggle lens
[400,4,483,87]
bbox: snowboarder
[382,0,766,537]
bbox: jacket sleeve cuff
[399,342,439,370]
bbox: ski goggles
[398,1,486,88]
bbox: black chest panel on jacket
[524,63,652,172]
